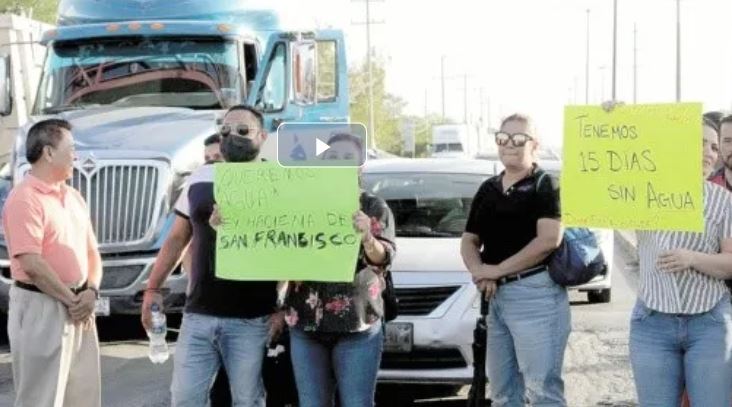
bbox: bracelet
[144,287,162,293]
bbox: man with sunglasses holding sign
[141,105,284,407]
[461,114,569,406]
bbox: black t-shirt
[465,165,560,265]
[175,164,277,318]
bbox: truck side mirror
[292,41,316,105]
[0,55,12,117]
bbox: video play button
[277,123,368,167]
[316,138,331,157]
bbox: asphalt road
[0,239,639,407]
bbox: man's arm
[141,215,191,330]
[4,195,77,307]
[147,215,192,290]
[17,254,77,307]
[86,227,102,290]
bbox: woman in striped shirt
[630,116,732,406]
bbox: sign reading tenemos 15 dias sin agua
[562,103,703,232]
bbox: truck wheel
[588,289,611,304]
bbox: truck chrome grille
[68,162,164,247]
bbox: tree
[349,55,407,155]
[0,0,58,24]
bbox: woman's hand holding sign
[353,210,373,242]
[353,210,387,267]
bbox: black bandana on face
[220,134,260,162]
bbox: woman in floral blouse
[285,132,396,407]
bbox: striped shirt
[637,181,732,314]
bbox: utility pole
[351,0,385,149]
[434,61,471,123]
[585,9,591,104]
[599,65,607,102]
[365,0,375,148]
[463,74,468,124]
[675,0,681,101]
[479,87,485,125]
[479,87,485,152]
[633,23,638,103]
[611,0,618,101]
[441,55,446,120]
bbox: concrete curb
[614,230,638,264]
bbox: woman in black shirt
[461,113,570,407]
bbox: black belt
[496,266,547,287]
[15,280,88,295]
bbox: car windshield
[34,37,243,113]
[362,172,490,238]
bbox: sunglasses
[219,124,260,138]
[495,131,534,147]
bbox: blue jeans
[629,297,732,406]
[171,312,269,407]
[486,271,571,407]
[289,321,384,407]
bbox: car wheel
[588,289,611,304]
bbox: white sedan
[363,158,614,389]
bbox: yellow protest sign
[562,103,703,231]
[214,162,361,281]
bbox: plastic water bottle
[147,303,169,364]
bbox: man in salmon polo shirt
[2,118,103,407]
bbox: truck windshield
[34,37,243,114]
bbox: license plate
[384,322,413,353]
[94,297,110,316]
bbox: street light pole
[675,0,681,102]
[441,55,446,121]
[633,23,638,104]
[365,0,376,148]
[611,0,618,101]
[585,9,590,104]
[599,66,607,102]
[463,74,468,124]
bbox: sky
[285,0,732,148]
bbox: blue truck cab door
[247,30,349,161]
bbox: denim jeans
[289,321,383,407]
[486,271,571,407]
[629,296,732,406]
[170,312,269,407]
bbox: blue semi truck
[0,0,350,315]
